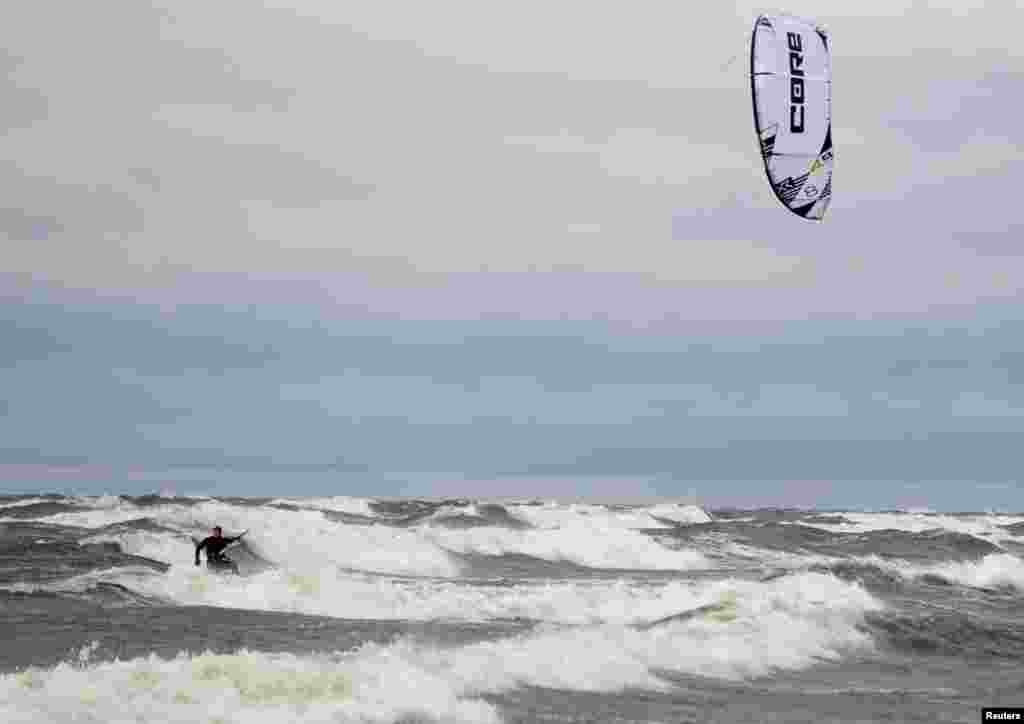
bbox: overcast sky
[2,1,1023,509]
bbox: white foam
[716,539,837,571]
[719,541,1024,595]
[410,500,712,570]
[863,552,1024,591]
[493,575,880,685]
[28,499,156,528]
[645,503,713,524]
[75,494,126,509]
[928,553,1024,589]
[709,527,1024,599]
[61,497,1024,606]
[34,567,709,624]
[0,565,168,598]
[89,521,198,559]
[428,502,482,521]
[268,496,378,518]
[63,497,706,576]
[507,502,673,531]
[422,517,708,570]
[14,549,878,659]
[0,496,147,525]
[84,501,463,579]
[0,649,499,724]
[0,497,50,510]
[27,497,714,576]
[795,511,1024,545]
[0,572,882,722]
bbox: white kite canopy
[750,13,832,220]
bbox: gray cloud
[3,2,1024,507]
[889,69,1023,153]
[0,207,63,242]
[0,50,49,132]
[4,1,1016,299]
[504,432,1024,484]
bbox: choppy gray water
[1,493,1023,722]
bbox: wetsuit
[195,533,243,573]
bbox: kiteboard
[634,591,739,630]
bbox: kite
[750,13,833,220]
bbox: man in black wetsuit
[194,526,245,573]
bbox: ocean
[1,493,1022,723]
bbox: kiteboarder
[194,526,246,574]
